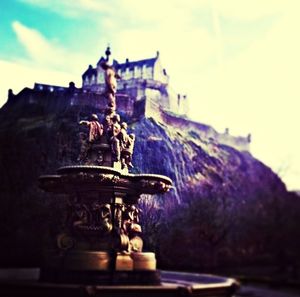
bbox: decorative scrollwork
[57,233,75,250]
[140,179,171,193]
[64,202,113,238]
[60,172,119,186]
[62,198,144,252]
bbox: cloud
[19,0,111,18]
[0,20,87,105]
[212,0,291,20]
[12,21,89,73]
[18,0,289,28]
[13,21,58,66]
[0,59,80,107]
[113,0,289,24]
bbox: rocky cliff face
[132,116,281,197]
[0,101,299,273]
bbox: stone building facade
[81,48,188,117]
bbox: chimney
[8,89,14,101]
[105,46,111,61]
[69,82,75,89]
[68,82,75,94]
[247,133,252,142]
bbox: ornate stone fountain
[38,50,172,285]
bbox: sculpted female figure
[100,61,120,111]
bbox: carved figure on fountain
[78,114,106,165]
[109,114,122,162]
[123,205,143,252]
[119,122,135,169]
[99,46,121,112]
[79,114,103,143]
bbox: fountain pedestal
[39,165,172,285]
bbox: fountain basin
[0,268,239,297]
[39,165,172,203]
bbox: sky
[0,0,299,190]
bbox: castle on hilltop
[81,47,188,116]
[4,47,251,151]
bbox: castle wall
[217,132,250,151]
[11,83,137,119]
[142,100,250,152]
[153,57,169,84]
[160,111,250,151]
[177,95,189,116]
[144,96,161,120]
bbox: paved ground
[161,270,300,297]
[237,284,300,297]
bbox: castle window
[148,67,153,79]
[130,70,134,79]
[124,68,131,80]
[142,65,153,79]
[98,72,104,83]
[142,65,147,77]
[126,68,133,79]
[117,69,122,77]
[135,66,142,78]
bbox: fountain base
[40,269,161,286]
[40,251,159,285]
